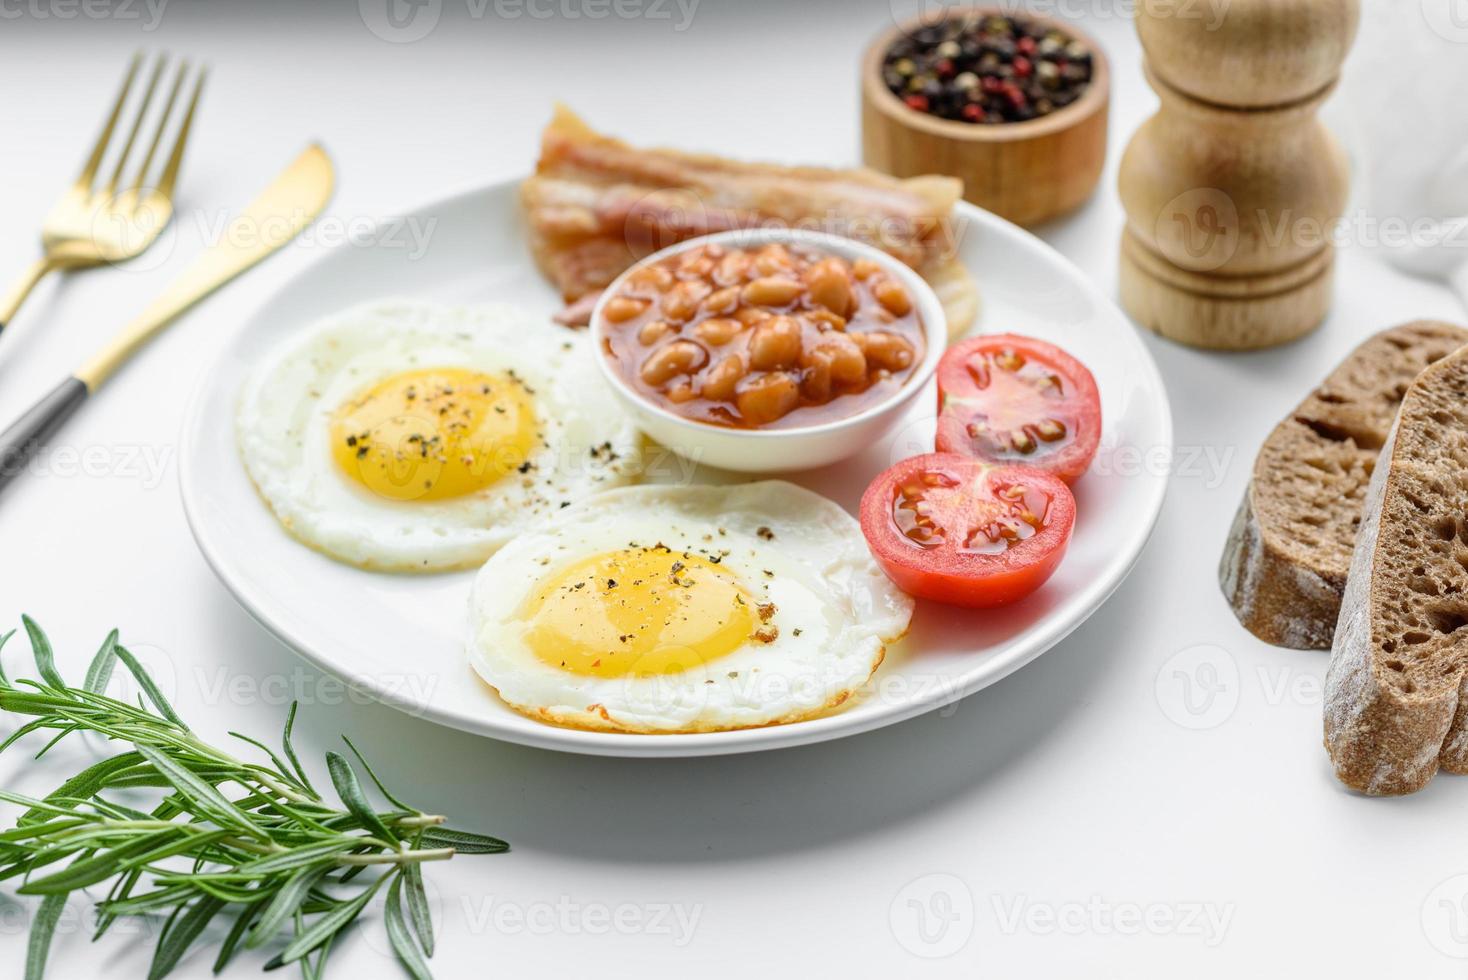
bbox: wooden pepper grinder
[1117,0,1359,350]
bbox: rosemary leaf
[419,826,509,854]
[0,717,54,754]
[227,731,312,798]
[148,893,226,980]
[299,926,335,980]
[19,752,144,826]
[232,840,359,879]
[385,873,432,980]
[20,617,65,690]
[341,736,413,811]
[275,877,383,966]
[25,893,67,980]
[134,746,265,839]
[212,892,261,974]
[0,621,510,980]
[247,863,332,950]
[113,648,188,730]
[403,861,434,957]
[82,629,119,695]
[325,752,397,845]
[0,629,13,685]
[20,828,186,895]
[280,702,316,796]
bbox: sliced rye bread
[1220,321,1468,649]
[1324,344,1468,795]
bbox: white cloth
[1333,0,1468,305]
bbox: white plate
[179,178,1171,758]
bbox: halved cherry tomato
[859,453,1074,608]
[935,334,1100,484]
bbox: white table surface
[2,2,1465,977]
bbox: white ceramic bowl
[589,228,947,473]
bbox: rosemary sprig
[0,617,508,980]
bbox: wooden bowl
[861,10,1110,227]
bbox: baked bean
[805,309,847,332]
[736,371,800,424]
[700,353,747,401]
[641,340,707,385]
[811,332,867,385]
[872,278,913,316]
[602,242,926,431]
[742,276,804,307]
[754,244,792,277]
[693,317,742,346]
[638,319,675,345]
[628,265,674,291]
[678,252,715,277]
[714,251,750,285]
[800,349,833,402]
[603,296,649,323]
[749,315,802,371]
[702,286,740,314]
[857,331,916,372]
[662,280,711,322]
[804,258,853,316]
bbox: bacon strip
[521,106,969,311]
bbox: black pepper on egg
[883,13,1093,124]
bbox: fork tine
[128,59,188,196]
[154,65,206,201]
[104,53,167,197]
[76,53,143,192]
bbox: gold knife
[0,144,335,492]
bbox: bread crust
[1323,425,1449,793]
[1324,345,1468,795]
[1220,321,1468,649]
[1220,473,1343,649]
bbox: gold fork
[0,53,206,334]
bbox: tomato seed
[995,349,1025,372]
[1037,418,1067,441]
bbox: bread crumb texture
[1221,321,1468,649]
[1324,342,1468,795]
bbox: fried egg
[468,481,915,733]
[237,300,641,571]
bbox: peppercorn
[882,13,1093,124]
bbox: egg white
[237,299,642,572]
[467,481,915,733]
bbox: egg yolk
[330,367,536,502]
[522,546,758,677]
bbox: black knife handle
[0,377,89,493]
